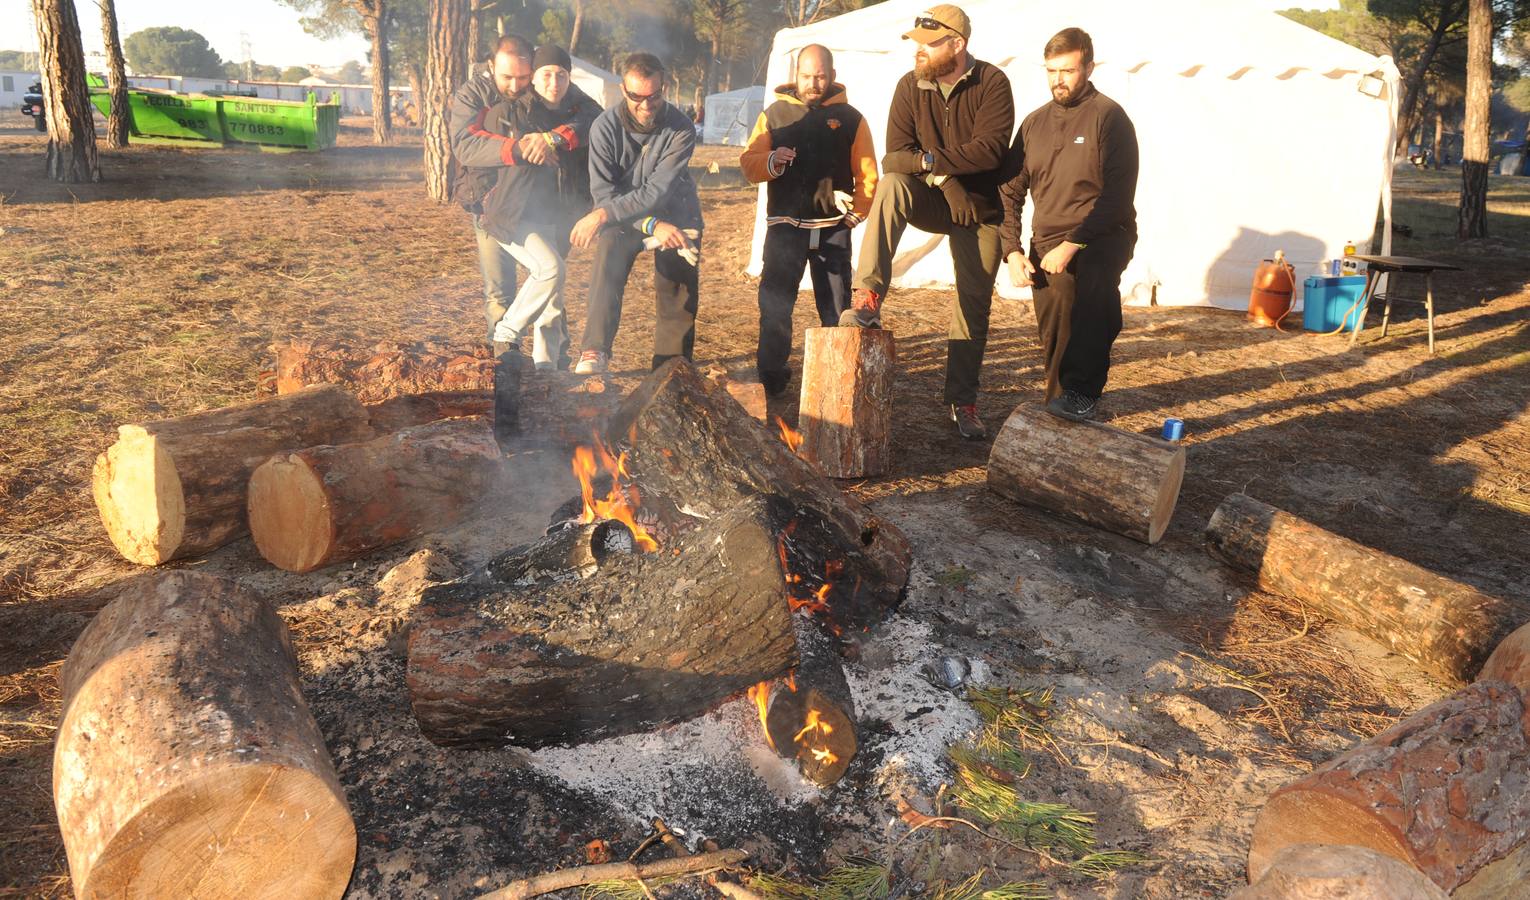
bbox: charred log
[762,615,857,786]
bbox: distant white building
[1,71,40,109]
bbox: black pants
[580,226,701,369]
[757,222,852,389]
[1029,232,1135,402]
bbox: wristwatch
[922,151,934,172]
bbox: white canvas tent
[749,0,1399,309]
[571,57,623,109]
[704,85,767,145]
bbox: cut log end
[92,428,185,566]
[247,455,334,574]
[1249,791,1415,885]
[765,685,856,786]
[85,766,356,900]
[1148,450,1187,545]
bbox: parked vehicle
[21,82,45,132]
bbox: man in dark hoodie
[569,52,702,375]
[840,4,1014,440]
[740,45,878,398]
[1001,28,1139,422]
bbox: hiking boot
[950,403,986,440]
[574,350,609,375]
[838,288,882,328]
[760,369,791,398]
[1046,390,1098,422]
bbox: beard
[914,51,958,82]
[1051,82,1078,104]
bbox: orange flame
[747,681,777,752]
[572,438,658,552]
[785,671,797,692]
[775,416,804,453]
[811,747,838,764]
[793,708,833,743]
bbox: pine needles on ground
[581,875,683,899]
[748,859,889,900]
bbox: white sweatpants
[493,232,568,367]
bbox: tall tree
[468,0,482,70]
[423,0,468,202]
[1458,0,1492,237]
[693,0,745,99]
[97,0,129,148]
[32,0,99,182]
[282,0,393,144]
[122,26,225,77]
[569,0,584,54]
[1371,0,1471,158]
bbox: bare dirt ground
[2,115,1528,899]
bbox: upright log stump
[798,327,895,478]
[1207,493,1529,684]
[986,403,1185,545]
[92,385,376,565]
[54,572,355,899]
[1247,680,1530,895]
[247,416,503,573]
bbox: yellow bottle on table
[1341,240,1359,276]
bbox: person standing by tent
[740,44,879,398]
[839,4,1014,440]
[1000,27,1138,422]
[569,52,702,375]
[449,34,535,351]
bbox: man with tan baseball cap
[842,3,1014,441]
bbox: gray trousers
[473,213,517,342]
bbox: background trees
[122,26,225,77]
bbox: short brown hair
[621,52,666,81]
[1044,28,1093,67]
[494,34,534,63]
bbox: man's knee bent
[872,172,920,212]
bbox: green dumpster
[88,75,341,150]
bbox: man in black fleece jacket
[841,4,1014,440]
[1000,27,1139,422]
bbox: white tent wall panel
[746,0,1398,310]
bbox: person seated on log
[740,44,878,398]
[478,44,601,372]
[568,52,703,375]
[839,4,1015,441]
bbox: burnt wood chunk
[798,327,895,478]
[763,615,857,786]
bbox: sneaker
[574,350,608,375]
[1046,390,1098,422]
[950,403,986,440]
[838,288,882,328]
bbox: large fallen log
[1247,680,1530,895]
[92,385,376,565]
[798,327,895,478]
[407,496,800,748]
[54,572,355,899]
[986,403,1185,545]
[248,416,503,573]
[1231,844,1446,900]
[271,338,493,402]
[605,359,912,631]
[1206,493,1529,684]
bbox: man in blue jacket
[569,52,703,374]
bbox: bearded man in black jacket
[1000,27,1139,422]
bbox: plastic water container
[1302,275,1369,332]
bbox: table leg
[1425,272,1435,355]
[1348,270,1380,347]
[1380,279,1394,337]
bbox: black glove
[812,177,838,217]
[940,178,978,228]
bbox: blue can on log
[1162,418,1185,441]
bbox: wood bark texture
[1206,492,1529,684]
[31,0,100,182]
[272,339,493,401]
[423,0,468,202]
[365,390,493,432]
[798,327,895,478]
[92,385,375,565]
[54,572,354,899]
[407,496,799,748]
[1457,0,1491,239]
[987,402,1185,545]
[495,350,623,449]
[1247,680,1530,894]
[98,0,129,148]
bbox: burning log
[247,416,503,573]
[606,359,912,631]
[1207,493,1529,684]
[407,495,801,748]
[798,327,895,478]
[986,403,1185,545]
[271,338,493,402]
[91,385,376,565]
[1247,680,1530,895]
[754,614,857,786]
[54,572,355,899]
[365,389,493,432]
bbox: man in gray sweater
[569,52,703,374]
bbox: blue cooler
[1302,275,1369,333]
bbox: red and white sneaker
[573,350,609,375]
[838,288,882,328]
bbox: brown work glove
[940,178,978,228]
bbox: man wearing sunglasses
[569,53,703,375]
[841,4,1014,441]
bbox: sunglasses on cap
[623,86,663,106]
[913,16,959,35]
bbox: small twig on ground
[477,849,747,900]
[1228,601,1311,649]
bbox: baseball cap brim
[902,25,949,41]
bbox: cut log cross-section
[1248,680,1530,896]
[248,416,503,573]
[407,496,801,748]
[987,403,1186,545]
[1231,844,1447,900]
[798,327,895,478]
[271,338,494,402]
[1207,492,1530,684]
[1478,621,1530,693]
[92,385,376,565]
[761,615,857,786]
[54,572,355,899]
[606,359,912,632]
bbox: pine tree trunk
[31,0,99,182]
[569,0,584,55]
[1394,2,1465,159]
[1432,107,1444,170]
[1456,0,1491,240]
[467,0,481,73]
[98,0,129,148]
[364,0,392,144]
[423,0,468,203]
